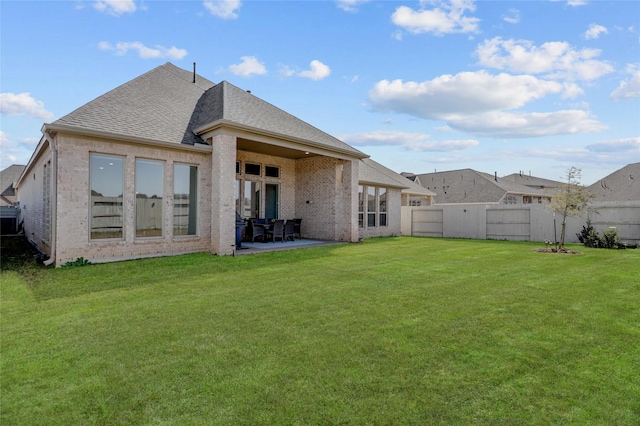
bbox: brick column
[341,159,360,242]
[210,134,237,255]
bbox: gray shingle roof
[588,162,640,201]
[359,158,435,196]
[51,62,366,157]
[502,173,564,189]
[0,164,26,206]
[414,168,547,203]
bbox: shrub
[577,222,627,249]
[62,257,92,268]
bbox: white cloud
[336,0,370,12]
[476,37,614,81]
[369,71,573,118]
[586,137,640,153]
[298,60,331,81]
[98,41,187,60]
[567,0,587,6]
[0,92,54,121]
[203,0,241,19]
[584,24,608,40]
[94,0,137,16]
[368,71,605,138]
[391,0,480,36]
[610,65,640,100]
[229,56,267,77]
[502,8,520,24]
[340,130,479,152]
[446,110,606,138]
[0,131,35,169]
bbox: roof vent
[193,62,196,83]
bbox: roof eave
[194,119,368,160]
[44,123,213,153]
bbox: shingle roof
[414,168,547,203]
[588,162,640,201]
[502,173,564,189]
[51,62,366,157]
[0,164,26,206]
[360,158,435,196]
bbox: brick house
[16,62,431,266]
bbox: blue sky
[1,0,639,184]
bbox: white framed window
[90,153,124,240]
[135,159,164,238]
[173,164,197,236]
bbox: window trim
[89,153,125,241]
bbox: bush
[62,257,92,268]
[577,222,627,249]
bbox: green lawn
[1,237,639,425]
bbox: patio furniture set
[245,218,302,243]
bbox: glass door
[265,183,279,220]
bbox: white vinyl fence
[402,201,640,245]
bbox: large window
[173,164,197,236]
[359,185,389,229]
[367,186,376,227]
[243,181,260,218]
[379,188,387,227]
[136,159,164,238]
[90,154,124,240]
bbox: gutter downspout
[43,130,57,267]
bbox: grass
[1,236,639,425]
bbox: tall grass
[2,237,639,424]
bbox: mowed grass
[1,237,639,425]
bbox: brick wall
[53,133,212,266]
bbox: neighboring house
[358,159,434,238]
[502,172,563,191]
[1,165,26,234]
[17,62,422,266]
[0,164,26,206]
[409,168,550,205]
[588,162,640,202]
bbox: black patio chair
[284,220,296,241]
[266,219,285,243]
[248,219,265,242]
[293,218,302,239]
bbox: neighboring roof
[360,159,435,196]
[414,168,547,203]
[50,62,366,158]
[0,164,26,206]
[502,172,564,189]
[588,162,640,201]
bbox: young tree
[548,167,594,250]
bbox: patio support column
[210,133,237,255]
[341,159,360,242]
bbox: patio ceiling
[237,138,318,159]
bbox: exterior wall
[295,156,358,242]
[53,133,212,266]
[359,187,402,239]
[404,201,640,244]
[17,146,53,255]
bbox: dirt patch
[533,247,582,255]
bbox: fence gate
[411,208,443,237]
[486,208,530,241]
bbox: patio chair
[248,219,265,242]
[293,218,302,239]
[266,219,285,243]
[284,220,296,241]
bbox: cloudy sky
[1,0,639,184]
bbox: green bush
[577,222,629,249]
[61,257,92,268]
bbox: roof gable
[193,81,366,157]
[589,162,640,201]
[50,63,366,157]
